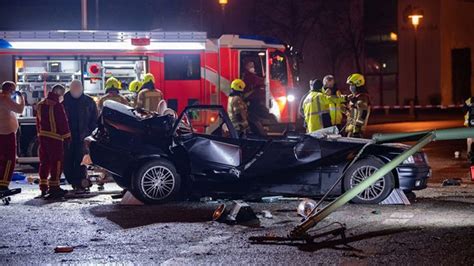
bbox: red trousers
[0,133,16,189]
[38,137,64,192]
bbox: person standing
[323,75,346,130]
[36,84,70,198]
[97,77,129,112]
[463,96,474,160]
[302,79,333,133]
[127,79,142,107]
[227,79,249,136]
[0,81,24,192]
[242,61,272,136]
[136,73,163,112]
[63,80,98,192]
[345,73,371,138]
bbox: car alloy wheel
[350,165,386,201]
[140,166,175,200]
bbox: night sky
[0,0,397,91]
[0,0,252,37]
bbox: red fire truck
[0,30,299,165]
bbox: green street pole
[290,127,474,238]
[373,127,474,143]
[290,133,435,238]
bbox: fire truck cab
[0,31,299,165]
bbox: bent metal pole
[290,133,435,238]
[290,127,474,238]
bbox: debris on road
[261,210,273,219]
[212,204,226,221]
[297,198,317,219]
[54,246,74,253]
[212,201,260,227]
[454,151,460,159]
[249,222,347,245]
[371,210,381,215]
[226,201,259,227]
[442,178,462,186]
[262,196,304,203]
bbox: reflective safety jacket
[345,93,371,137]
[97,93,129,112]
[227,93,249,134]
[36,93,71,142]
[464,97,474,127]
[136,88,163,112]
[329,90,346,126]
[303,91,333,133]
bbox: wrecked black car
[86,101,430,204]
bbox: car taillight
[403,153,426,165]
[414,153,425,164]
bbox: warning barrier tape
[371,104,464,110]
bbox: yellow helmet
[129,80,143,92]
[346,73,365,87]
[143,73,155,84]
[231,79,246,92]
[105,77,122,90]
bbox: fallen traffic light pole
[289,127,474,238]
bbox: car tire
[343,157,395,204]
[131,159,181,204]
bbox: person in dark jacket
[62,80,98,192]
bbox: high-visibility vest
[329,92,346,126]
[464,97,474,127]
[303,91,332,133]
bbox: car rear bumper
[396,164,431,191]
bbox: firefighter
[463,97,474,160]
[136,73,163,112]
[227,79,249,136]
[128,79,142,107]
[324,75,346,130]
[242,61,275,136]
[242,61,265,107]
[97,77,129,112]
[36,84,71,198]
[345,73,371,138]
[0,81,25,192]
[303,79,335,133]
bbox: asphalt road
[1,183,473,265]
[1,119,473,265]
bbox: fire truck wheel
[131,159,181,204]
[343,157,395,204]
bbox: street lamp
[218,0,228,33]
[408,10,423,116]
[219,0,228,12]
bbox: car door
[172,106,244,179]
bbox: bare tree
[317,0,365,73]
[253,0,325,53]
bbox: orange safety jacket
[36,93,71,142]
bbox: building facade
[398,0,474,105]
